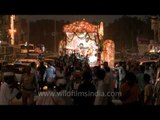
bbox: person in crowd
[103,67,115,105]
[144,74,154,105]
[1,64,14,83]
[66,69,82,104]
[37,61,46,90]
[91,66,100,87]
[56,81,73,105]
[136,65,145,104]
[144,65,154,84]
[156,62,160,83]
[103,61,109,69]
[55,66,65,81]
[94,68,106,105]
[21,66,37,105]
[120,72,140,105]
[117,62,126,88]
[82,63,92,73]
[30,62,40,91]
[0,74,20,105]
[64,64,74,82]
[43,62,56,87]
[154,61,160,105]
[76,71,96,105]
[154,77,160,105]
[66,66,81,90]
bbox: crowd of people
[0,53,160,105]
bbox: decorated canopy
[61,20,104,67]
[63,20,98,33]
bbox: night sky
[19,15,146,25]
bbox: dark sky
[19,15,146,25]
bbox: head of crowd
[0,53,160,105]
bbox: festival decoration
[61,19,102,67]
[98,22,104,40]
[9,15,16,45]
[101,40,115,67]
[64,20,98,33]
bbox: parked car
[13,58,40,68]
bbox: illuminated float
[61,19,104,67]
[101,40,115,67]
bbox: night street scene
[0,15,160,106]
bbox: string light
[9,15,16,45]
[64,20,97,33]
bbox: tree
[0,15,10,43]
[105,16,153,52]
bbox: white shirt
[0,82,19,105]
[94,80,104,105]
[118,66,125,81]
